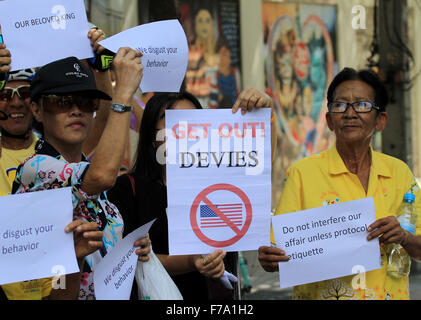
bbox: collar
[327,143,391,178]
[35,139,88,162]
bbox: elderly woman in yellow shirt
[258,67,421,300]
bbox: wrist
[190,255,201,271]
[112,94,133,106]
[401,230,410,247]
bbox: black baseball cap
[30,56,112,103]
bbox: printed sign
[166,109,272,255]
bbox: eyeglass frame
[327,101,380,113]
[0,85,31,103]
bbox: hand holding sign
[257,246,290,273]
[65,220,103,261]
[232,87,274,115]
[195,250,226,279]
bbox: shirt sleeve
[12,155,98,206]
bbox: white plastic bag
[135,247,183,300]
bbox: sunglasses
[0,85,31,103]
[41,94,99,113]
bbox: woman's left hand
[65,220,103,260]
[194,249,226,279]
[134,233,151,262]
[232,87,273,115]
[367,216,409,245]
[88,28,107,55]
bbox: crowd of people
[0,25,420,301]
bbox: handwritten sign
[0,187,78,285]
[165,109,272,255]
[0,0,93,71]
[271,197,382,288]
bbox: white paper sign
[94,219,156,300]
[0,0,93,71]
[166,109,272,255]
[0,187,78,285]
[271,197,381,288]
[99,19,188,93]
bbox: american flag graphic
[200,203,243,228]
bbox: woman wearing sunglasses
[258,68,421,300]
[10,47,148,300]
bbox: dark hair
[216,35,230,53]
[327,67,389,112]
[131,91,202,183]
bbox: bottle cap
[404,193,415,203]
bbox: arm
[81,47,143,195]
[156,249,226,279]
[82,29,113,156]
[231,87,277,161]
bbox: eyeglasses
[41,94,99,113]
[0,85,31,103]
[328,101,380,113]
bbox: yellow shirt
[0,134,52,300]
[0,135,37,196]
[273,144,421,300]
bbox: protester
[107,87,276,300]
[0,29,136,300]
[10,47,150,300]
[258,67,421,300]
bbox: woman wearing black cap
[11,46,148,299]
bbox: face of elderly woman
[326,79,387,145]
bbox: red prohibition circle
[190,183,252,247]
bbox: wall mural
[178,0,242,109]
[262,2,337,205]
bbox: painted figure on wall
[179,0,241,108]
[263,3,337,204]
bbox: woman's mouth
[68,121,85,129]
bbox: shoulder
[373,150,407,167]
[373,151,413,176]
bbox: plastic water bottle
[387,193,417,278]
